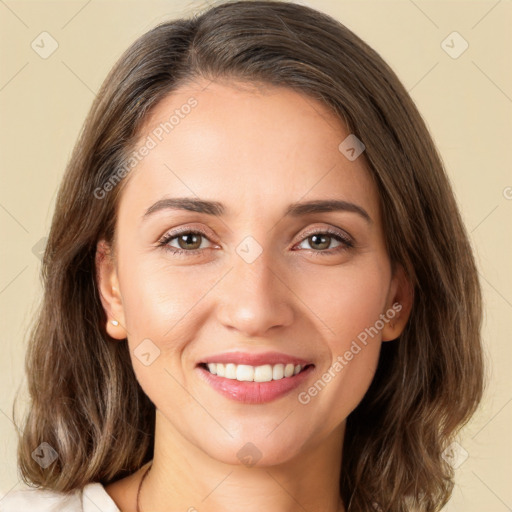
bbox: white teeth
[254,364,273,382]
[204,362,306,382]
[284,363,294,377]
[272,364,284,380]
[225,363,237,379]
[236,364,254,381]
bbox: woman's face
[98,78,409,466]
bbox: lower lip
[196,365,315,404]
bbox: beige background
[1,0,511,509]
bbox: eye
[158,229,215,256]
[294,228,354,256]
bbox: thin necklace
[136,462,152,512]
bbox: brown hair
[14,1,485,511]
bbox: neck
[140,410,346,512]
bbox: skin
[96,77,413,512]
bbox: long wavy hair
[14,1,485,511]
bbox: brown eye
[306,233,333,251]
[158,229,214,255]
[176,232,203,251]
[295,229,354,256]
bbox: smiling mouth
[198,362,314,383]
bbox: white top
[0,483,120,511]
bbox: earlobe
[95,239,127,340]
[381,265,414,342]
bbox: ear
[381,264,414,342]
[95,239,127,340]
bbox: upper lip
[198,351,314,367]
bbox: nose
[216,246,294,338]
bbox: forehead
[118,78,379,223]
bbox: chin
[207,439,303,468]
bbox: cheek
[294,257,391,345]
[294,259,389,420]
[119,254,209,338]
[117,259,202,411]
[117,257,216,392]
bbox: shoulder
[0,486,81,511]
[0,482,120,512]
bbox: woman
[3,1,484,511]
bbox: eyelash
[157,227,354,257]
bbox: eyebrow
[142,197,372,223]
